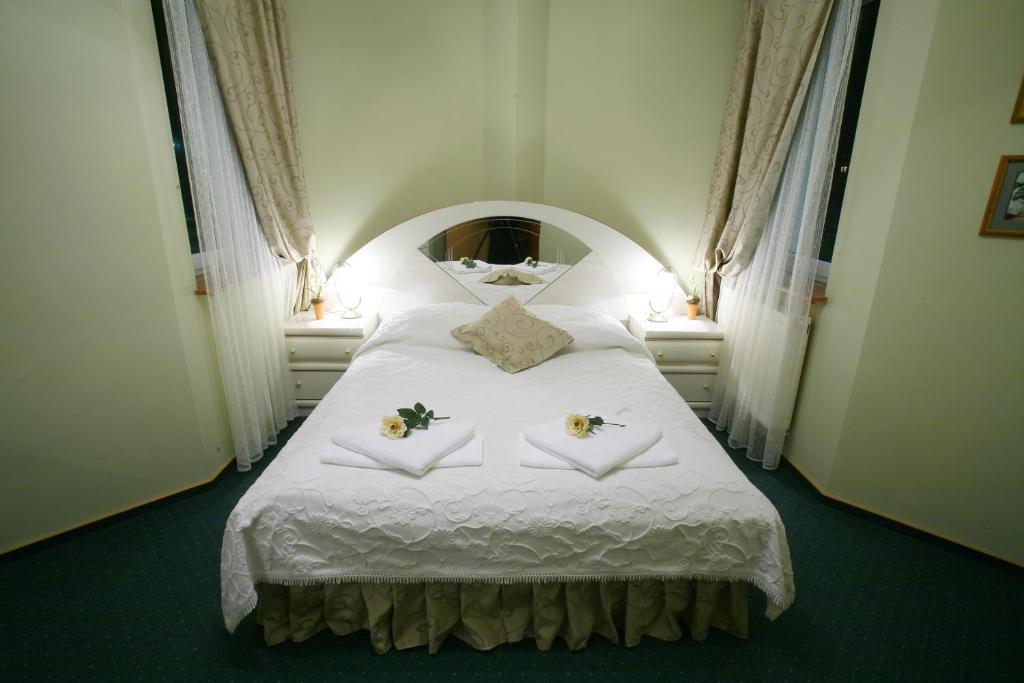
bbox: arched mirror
[417,216,591,305]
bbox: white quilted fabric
[221,303,795,632]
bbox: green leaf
[397,408,418,420]
[414,402,426,415]
[426,410,434,420]
[590,416,605,426]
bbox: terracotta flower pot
[312,299,326,320]
[687,302,699,320]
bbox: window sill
[193,253,207,295]
[811,279,828,304]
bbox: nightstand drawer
[287,336,363,363]
[662,371,718,402]
[647,340,722,366]
[296,399,319,417]
[292,369,344,400]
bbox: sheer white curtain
[709,0,859,470]
[163,0,297,471]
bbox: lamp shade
[647,266,676,322]
[331,261,363,318]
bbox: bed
[221,202,794,653]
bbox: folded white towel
[521,419,662,478]
[322,434,483,471]
[330,421,476,476]
[447,260,492,275]
[519,434,676,471]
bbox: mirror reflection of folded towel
[480,268,546,286]
[520,419,664,478]
[513,261,557,275]
[447,260,493,275]
[325,421,477,476]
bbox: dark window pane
[819,0,881,263]
[151,0,200,255]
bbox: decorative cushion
[450,296,573,373]
[479,268,546,286]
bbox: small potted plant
[686,280,701,320]
[305,284,326,320]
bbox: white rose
[380,415,407,440]
[565,413,590,438]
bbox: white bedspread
[221,303,795,632]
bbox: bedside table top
[285,310,378,337]
[628,313,724,340]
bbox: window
[818,0,881,268]
[151,0,199,255]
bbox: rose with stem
[565,413,626,438]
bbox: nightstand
[627,314,724,417]
[285,310,379,415]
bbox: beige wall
[789,0,1024,564]
[542,0,740,274]
[290,0,741,276]
[289,0,488,268]
[0,0,231,552]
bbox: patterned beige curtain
[693,0,834,319]
[195,0,318,313]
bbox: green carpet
[1,419,1019,681]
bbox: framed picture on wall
[979,155,1024,238]
[1012,73,1024,124]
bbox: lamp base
[339,309,362,319]
[647,311,669,323]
